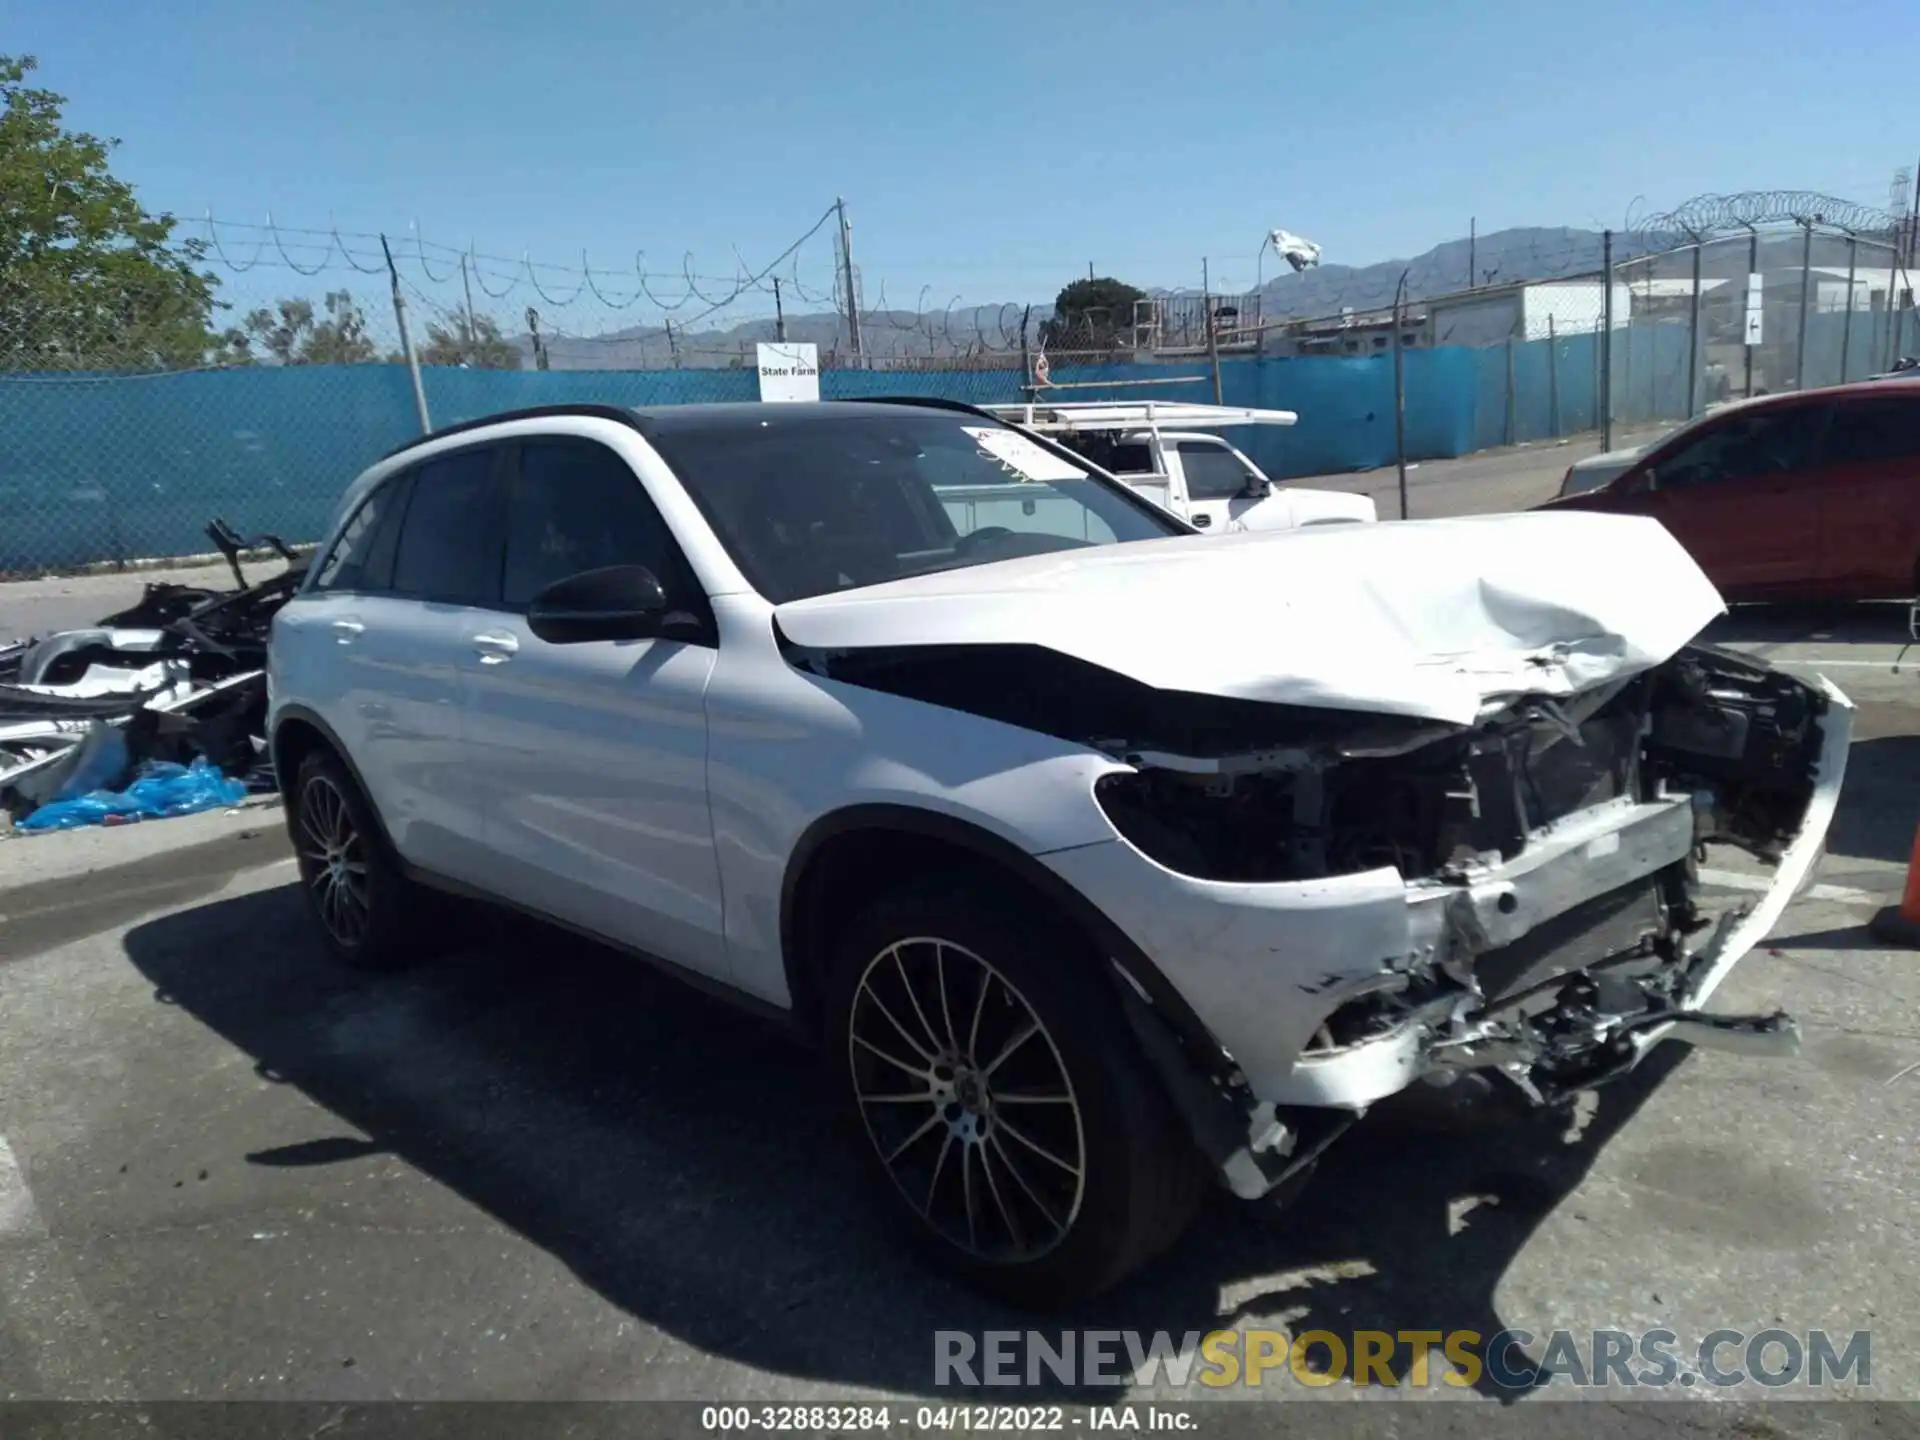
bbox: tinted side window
[1825,399,1920,465]
[390,447,504,605]
[503,440,685,606]
[312,472,412,593]
[1178,441,1253,500]
[1658,406,1827,491]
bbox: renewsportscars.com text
[934,1327,1872,1391]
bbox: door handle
[1191,513,1213,528]
[330,619,365,643]
[471,631,519,665]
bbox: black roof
[378,396,993,462]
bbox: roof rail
[377,403,644,461]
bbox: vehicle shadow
[124,884,1689,1403]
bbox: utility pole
[525,307,549,371]
[1468,217,1476,289]
[459,254,478,363]
[836,196,865,367]
[773,277,787,342]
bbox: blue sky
[10,0,1913,307]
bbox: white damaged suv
[267,399,1851,1305]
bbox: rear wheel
[826,875,1206,1307]
[289,749,426,972]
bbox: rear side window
[312,472,414,593]
[1825,399,1920,466]
[1656,405,1829,491]
[390,447,505,605]
[1177,441,1253,500]
[502,439,684,605]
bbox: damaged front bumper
[1042,665,1852,1202]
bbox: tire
[287,747,429,972]
[825,874,1207,1307]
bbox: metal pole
[1393,269,1409,520]
[665,318,680,367]
[1686,242,1702,417]
[1469,217,1476,289]
[1890,240,1903,371]
[1600,230,1614,450]
[1746,226,1759,398]
[1203,258,1223,404]
[525,306,549,371]
[1547,313,1560,437]
[773,277,787,343]
[1019,304,1032,396]
[381,234,431,434]
[836,196,865,367]
[1841,235,1856,383]
[1504,326,1517,445]
[1794,219,1814,390]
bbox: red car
[1538,380,1920,601]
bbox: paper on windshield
[963,426,1086,483]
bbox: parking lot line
[1696,867,1880,906]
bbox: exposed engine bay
[791,634,1848,1197]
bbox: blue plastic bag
[18,757,248,833]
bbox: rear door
[372,443,510,879]
[1637,402,1831,597]
[1816,393,1920,598]
[458,436,728,979]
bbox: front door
[1634,401,1831,598]
[458,435,728,981]
[1171,438,1262,533]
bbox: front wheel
[826,876,1206,1307]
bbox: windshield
[645,408,1185,603]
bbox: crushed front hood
[775,511,1727,725]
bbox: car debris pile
[1,519,305,831]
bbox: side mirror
[526,564,667,644]
[1241,476,1273,499]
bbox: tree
[417,310,521,369]
[228,290,381,365]
[1041,276,1146,351]
[0,54,224,369]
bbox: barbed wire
[1626,190,1907,240]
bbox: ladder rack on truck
[983,401,1299,435]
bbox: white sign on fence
[756,342,820,402]
[1744,273,1764,346]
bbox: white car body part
[270,400,1850,1215]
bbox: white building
[1425,279,1632,345]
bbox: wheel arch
[269,705,398,853]
[778,804,1222,1068]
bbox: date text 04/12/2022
[700,1405,1193,1432]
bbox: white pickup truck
[985,401,1377,532]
